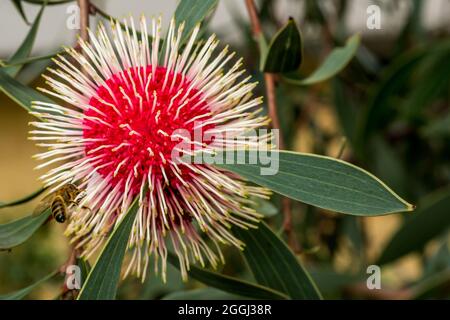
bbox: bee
[33,183,86,223]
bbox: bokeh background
[1,0,449,299]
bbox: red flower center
[83,66,214,192]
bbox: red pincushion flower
[30,17,271,281]
[83,65,213,187]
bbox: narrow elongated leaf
[140,259,184,299]
[359,41,450,146]
[377,189,450,265]
[233,222,322,299]
[11,0,30,25]
[3,52,60,68]
[423,241,450,278]
[77,198,140,300]
[257,34,269,70]
[77,258,91,288]
[284,34,360,86]
[359,48,428,141]
[163,288,243,300]
[370,136,408,198]
[173,0,219,45]
[412,269,450,300]
[0,68,54,112]
[422,113,450,137]
[4,2,46,77]
[309,267,364,298]
[0,209,51,250]
[263,18,302,73]
[167,252,288,300]
[215,150,413,216]
[332,79,359,146]
[0,270,58,300]
[23,0,72,4]
[404,43,450,118]
[0,187,46,209]
[251,197,278,217]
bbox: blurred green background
[0,0,449,299]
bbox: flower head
[30,16,271,281]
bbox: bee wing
[32,194,53,216]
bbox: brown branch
[245,0,262,36]
[263,74,285,148]
[58,0,91,300]
[245,0,284,147]
[77,0,90,43]
[60,246,80,300]
[245,0,299,251]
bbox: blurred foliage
[1,0,449,300]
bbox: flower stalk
[244,0,299,252]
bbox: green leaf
[395,0,425,54]
[4,2,46,77]
[377,189,450,265]
[332,79,359,147]
[257,34,268,71]
[422,112,450,138]
[0,68,54,112]
[341,216,365,255]
[215,150,413,216]
[369,136,408,199]
[173,0,219,46]
[140,259,184,299]
[0,270,58,300]
[358,47,428,141]
[233,222,322,299]
[77,198,140,300]
[404,43,450,118]
[0,209,51,250]
[423,240,450,277]
[22,0,73,4]
[77,258,91,288]
[163,288,243,300]
[360,41,450,141]
[2,52,60,68]
[309,267,364,299]
[167,252,288,300]
[0,187,46,209]
[411,269,450,300]
[250,197,278,217]
[262,18,302,73]
[283,34,360,85]
[11,0,30,25]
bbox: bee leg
[75,192,87,204]
[69,200,91,213]
[81,206,92,213]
